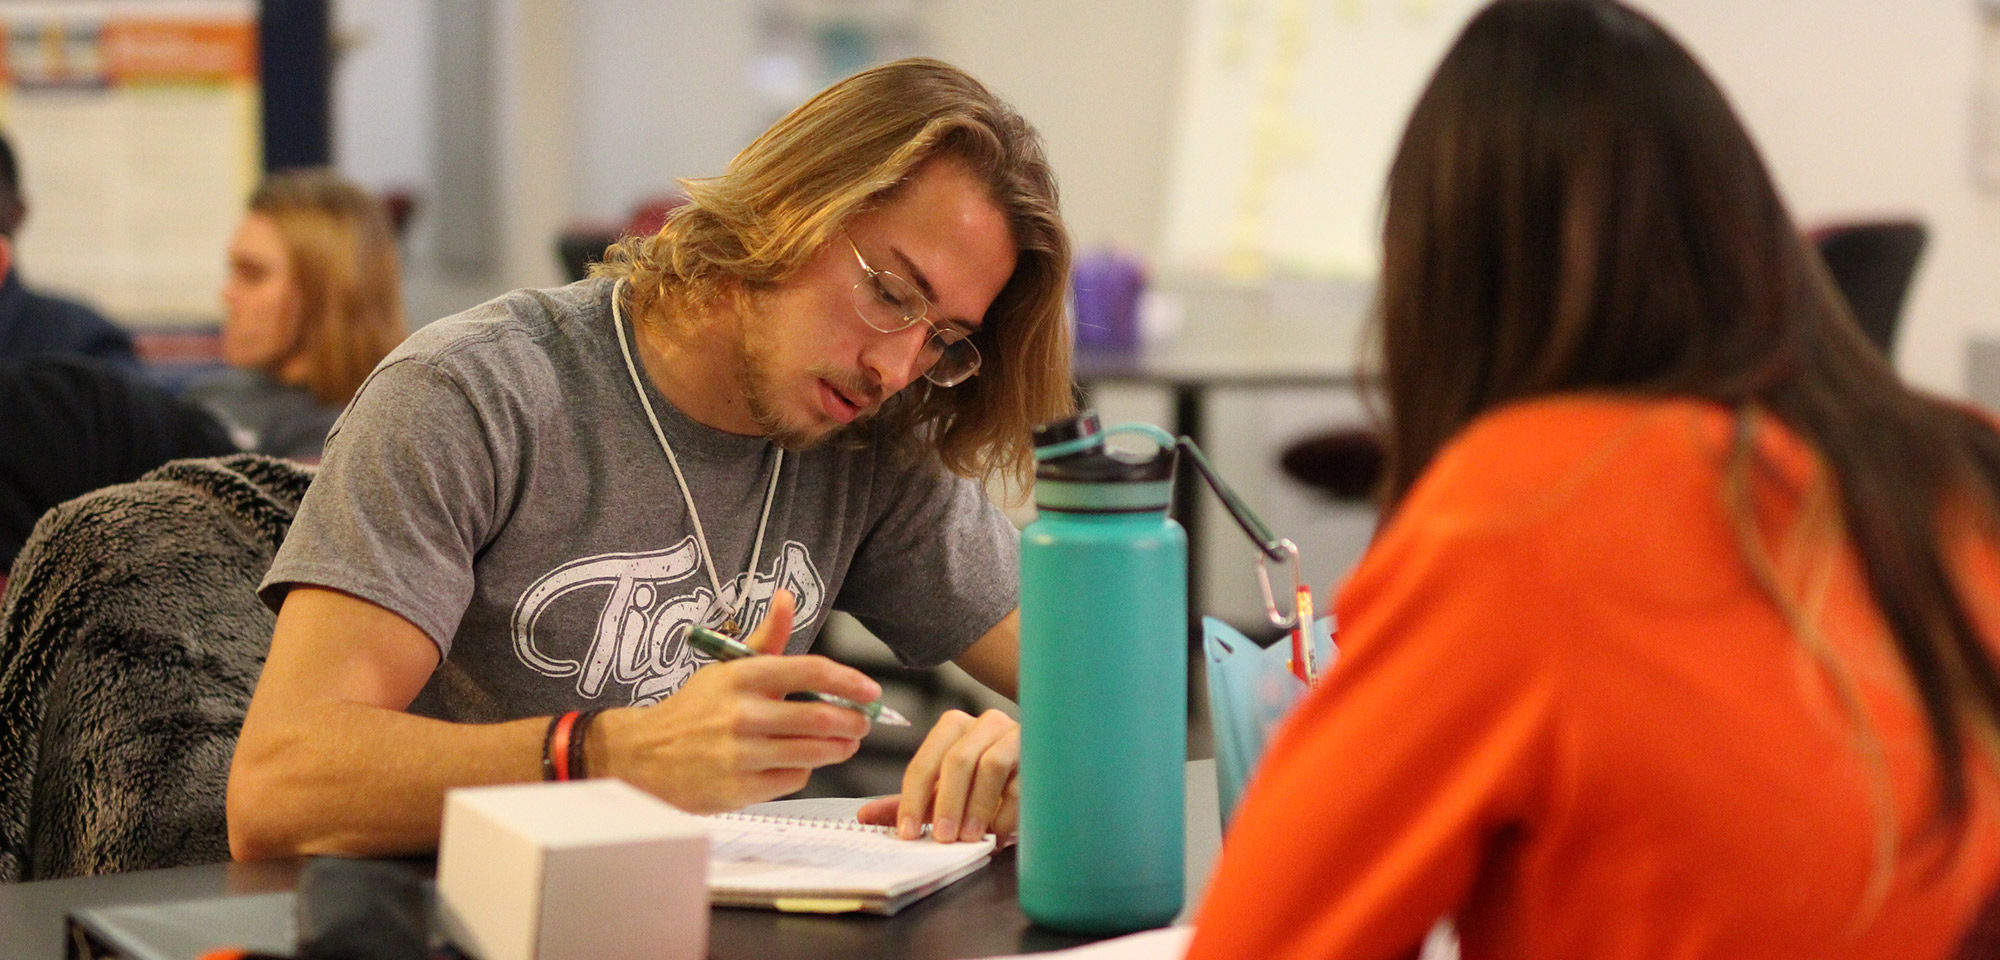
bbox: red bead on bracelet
[548,710,581,782]
[567,709,601,780]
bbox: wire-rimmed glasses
[847,237,982,387]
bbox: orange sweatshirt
[1186,396,2000,960]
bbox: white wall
[323,0,2000,387]
[1160,0,2000,395]
[332,0,433,197]
[923,0,1189,255]
[1652,0,2000,396]
[331,0,1189,308]
[557,0,1189,247]
[568,0,761,224]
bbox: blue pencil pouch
[1203,615,1337,828]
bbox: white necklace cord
[612,280,784,635]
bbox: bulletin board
[1157,0,1482,280]
[0,0,259,326]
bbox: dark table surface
[9,851,1105,960]
[5,762,1222,960]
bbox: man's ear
[0,234,14,281]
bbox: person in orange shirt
[1185,2,2000,958]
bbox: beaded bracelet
[544,711,580,782]
[567,709,604,780]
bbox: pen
[687,624,912,726]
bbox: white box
[437,780,709,960]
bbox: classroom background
[7,0,2000,711]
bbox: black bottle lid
[1031,411,1102,450]
[1031,412,1176,484]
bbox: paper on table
[737,795,875,823]
[709,819,986,883]
[703,805,996,915]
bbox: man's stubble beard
[736,319,885,452]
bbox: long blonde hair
[250,168,405,407]
[594,57,1074,485]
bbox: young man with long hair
[1188,2,2000,956]
[228,59,1073,857]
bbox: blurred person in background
[0,129,139,373]
[1186,1,2000,957]
[184,168,405,462]
[0,355,235,574]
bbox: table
[2,762,1222,960]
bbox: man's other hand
[857,707,1019,843]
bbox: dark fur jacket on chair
[0,454,312,882]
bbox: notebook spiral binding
[709,811,899,835]
[708,811,936,838]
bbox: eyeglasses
[847,237,982,387]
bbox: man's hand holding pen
[590,588,1022,844]
[588,589,878,813]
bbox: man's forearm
[227,700,546,860]
[953,610,1020,700]
[228,589,874,859]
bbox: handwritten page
[705,812,995,907]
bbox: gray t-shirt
[262,279,1018,722]
[183,368,343,462]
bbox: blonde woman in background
[186,168,404,462]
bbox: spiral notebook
[706,798,996,916]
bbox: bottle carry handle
[1178,439,1305,632]
[1036,422,1305,631]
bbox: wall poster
[0,0,258,326]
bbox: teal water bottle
[1018,412,1186,933]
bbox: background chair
[1277,426,1385,504]
[0,356,238,576]
[554,195,689,283]
[0,454,312,882]
[1808,218,1928,359]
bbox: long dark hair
[1377,0,2000,815]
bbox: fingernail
[863,681,883,701]
[964,816,983,840]
[936,817,957,841]
[899,815,916,840]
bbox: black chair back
[1812,219,1927,359]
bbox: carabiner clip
[1254,538,1304,632]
